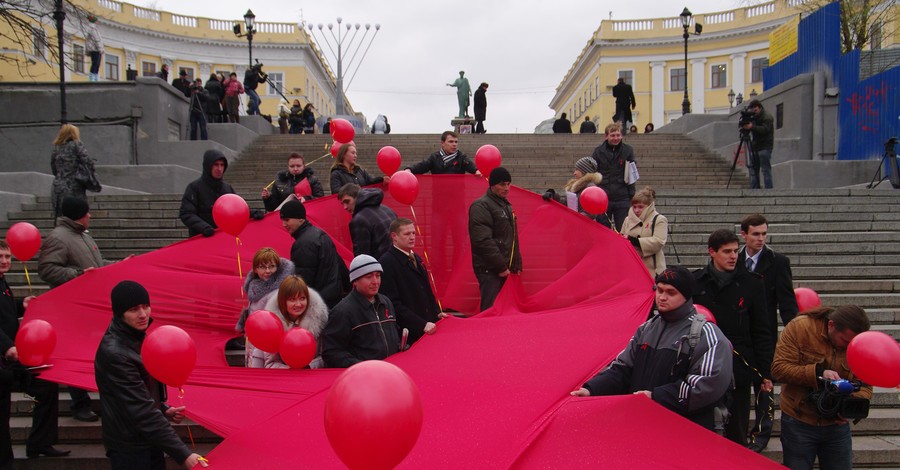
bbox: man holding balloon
[94,281,207,469]
[407,131,481,176]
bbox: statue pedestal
[451,117,474,134]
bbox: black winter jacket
[378,247,439,344]
[693,266,773,386]
[408,151,477,175]
[93,317,192,463]
[349,189,397,259]
[590,140,636,202]
[738,245,799,331]
[263,169,325,212]
[329,165,382,194]
[321,290,400,368]
[468,190,522,274]
[289,220,349,309]
[179,152,235,236]
[0,276,24,356]
[474,87,487,121]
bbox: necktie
[409,252,418,269]
[746,257,754,272]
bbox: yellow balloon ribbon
[409,206,444,314]
[235,237,244,298]
[22,262,33,296]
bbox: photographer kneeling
[772,305,872,470]
[741,99,774,189]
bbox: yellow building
[0,0,350,120]
[549,0,879,130]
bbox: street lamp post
[727,89,735,109]
[53,0,67,124]
[306,18,380,116]
[244,10,255,66]
[680,7,692,115]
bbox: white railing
[662,17,683,29]
[612,20,654,32]
[172,14,197,28]
[97,0,121,12]
[704,12,735,24]
[133,6,160,21]
[256,22,296,34]
[787,0,810,7]
[209,19,234,31]
[747,2,777,18]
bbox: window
[32,28,47,58]
[670,67,686,91]
[268,72,283,96]
[618,70,633,86]
[711,64,727,89]
[105,54,119,80]
[72,44,85,74]
[870,22,882,50]
[751,57,769,83]
[178,67,194,81]
[141,61,157,77]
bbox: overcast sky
[144,0,738,133]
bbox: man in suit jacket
[378,218,442,345]
[738,213,799,453]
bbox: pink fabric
[26,175,778,468]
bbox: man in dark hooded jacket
[337,184,397,259]
[179,149,262,237]
[261,152,324,212]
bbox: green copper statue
[447,71,471,118]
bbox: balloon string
[307,153,332,166]
[178,388,197,449]
[236,237,244,299]
[22,262,33,296]
[409,206,444,313]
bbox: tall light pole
[53,0,67,123]
[680,7,692,116]
[233,10,256,66]
[306,17,380,116]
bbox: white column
[730,52,747,97]
[691,58,707,114]
[650,62,665,127]
[199,62,212,79]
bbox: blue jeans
[749,149,773,189]
[780,414,852,470]
[246,89,260,115]
[190,111,208,140]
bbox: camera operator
[243,63,267,116]
[771,305,872,470]
[740,99,774,189]
[189,78,209,141]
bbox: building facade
[0,0,350,120]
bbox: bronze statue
[447,71,472,118]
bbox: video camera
[809,377,869,421]
[738,107,756,127]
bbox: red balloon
[330,141,343,158]
[694,304,717,324]
[6,222,42,261]
[377,146,402,176]
[579,186,609,215]
[140,325,196,388]
[330,119,355,144]
[245,310,284,354]
[325,361,423,470]
[847,331,900,388]
[279,328,317,369]
[389,171,419,206]
[212,194,250,237]
[15,320,57,366]
[794,287,821,313]
[475,144,502,176]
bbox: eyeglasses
[257,264,278,272]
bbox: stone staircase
[2,133,899,468]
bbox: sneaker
[72,409,99,422]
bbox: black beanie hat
[111,280,150,318]
[279,200,306,220]
[61,197,89,220]
[489,167,512,186]
[655,265,696,299]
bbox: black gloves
[628,235,640,247]
[202,226,215,237]
[542,189,557,202]
[251,210,265,220]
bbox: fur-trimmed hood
[263,287,330,338]
[564,172,602,194]
[244,258,296,306]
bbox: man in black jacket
[552,113,572,133]
[407,131,481,175]
[579,116,597,134]
[261,153,325,212]
[337,184,397,259]
[243,64,267,116]
[379,218,441,345]
[94,281,206,469]
[171,69,191,98]
[279,200,349,309]
[473,82,488,134]
[321,255,400,368]
[693,229,773,448]
[179,149,262,237]
[0,241,69,461]
[590,122,636,231]
[468,167,522,311]
[742,99,775,189]
[612,77,636,135]
[738,213,798,452]
[188,78,209,141]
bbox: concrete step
[761,435,900,468]
[11,442,219,470]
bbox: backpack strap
[687,312,707,359]
[650,214,660,270]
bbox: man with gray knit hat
[572,265,733,433]
[468,166,522,311]
[321,255,400,368]
[94,281,207,469]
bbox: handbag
[74,157,102,192]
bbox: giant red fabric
[26,175,779,468]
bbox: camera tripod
[867,137,900,189]
[727,130,757,189]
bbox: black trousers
[475,120,485,133]
[475,271,507,312]
[25,378,59,451]
[0,387,11,469]
[725,381,751,446]
[598,199,631,232]
[749,384,775,449]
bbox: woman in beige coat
[620,186,668,276]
